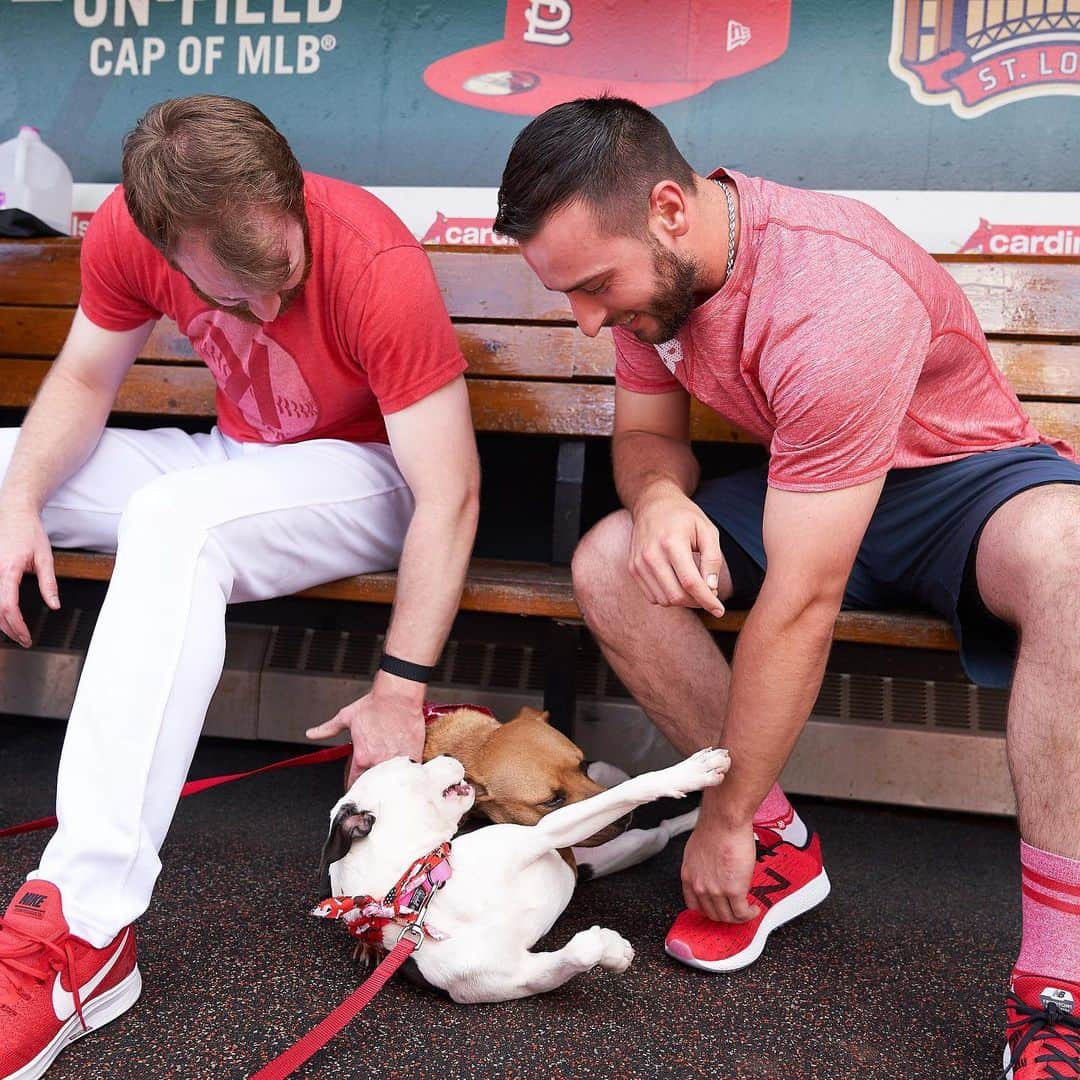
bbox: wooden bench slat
[50,550,958,649]
[990,341,1080,401]
[0,358,219,416]
[434,250,1080,334]
[5,311,1079,413]
[2,359,1077,447]
[456,322,613,379]
[0,240,81,305]
[1025,401,1080,446]
[938,256,1080,337]
[4,310,1080,407]
[4,241,1079,338]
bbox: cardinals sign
[890,0,1080,117]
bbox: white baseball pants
[0,426,414,945]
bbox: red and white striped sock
[753,784,807,846]
[1017,839,1080,982]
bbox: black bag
[0,208,67,238]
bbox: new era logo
[17,891,47,910]
[727,19,751,51]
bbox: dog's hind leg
[446,926,634,1004]
[527,748,728,856]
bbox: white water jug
[0,126,73,235]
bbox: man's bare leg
[975,485,1080,859]
[975,482,1080,1029]
[571,509,734,754]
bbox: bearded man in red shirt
[496,95,1080,1080]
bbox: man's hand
[0,501,59,648]
[681,807,759,924]
[305,679,426,786]
[629,485,726,618]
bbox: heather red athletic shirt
[615,170,1078,493]
[79,174,466,446]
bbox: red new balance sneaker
[1003,971,1080,1078]
[0,880,141,1080]
[665,830,830,972]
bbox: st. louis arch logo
[890,0,1080,117]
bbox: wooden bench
[1,238,1078,715]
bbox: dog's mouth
[442,781,473,799]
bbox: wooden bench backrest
[1,239,1078,447]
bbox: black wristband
[378,652,434,683]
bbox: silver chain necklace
[713,177,737,282]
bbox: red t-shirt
[79,173,466,445]
[615,170,1078,492]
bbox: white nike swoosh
[52,928,129,1021]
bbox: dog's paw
[595,928,634,973]
[656,747,731,798]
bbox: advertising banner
[3,1,1077,252]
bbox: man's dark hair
[495,96,696,242]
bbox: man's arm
[0,308,152,645]
[305,376,480,783]
[680,474,885,922]
[612,385,725,616]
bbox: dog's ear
[317,803,376,894]
[468,779,491,803]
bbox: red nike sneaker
[665,830,830,972]
[0,880,141,1080]
[1003,971,1080,1079]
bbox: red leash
[0,703,493,839]
[1,704,487,1076]
[250,933,420,1080]
[0,743,352,838]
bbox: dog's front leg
[574,809,700,879]
[531,748,729,854]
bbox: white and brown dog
[421,704,702,879]
[317,747,729,1003]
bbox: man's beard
[633,238,700,345]
[190,230,313,325]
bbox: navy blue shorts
[693,444,1080,688]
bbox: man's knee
[979,486,1080,626]
[117,471,211,549]
[571,511,633,619]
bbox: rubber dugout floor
[0,715,1019,1079]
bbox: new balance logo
[17,891,48,910]
[727,19,751,51]
[524,0,572,46]
[749,869,790,910]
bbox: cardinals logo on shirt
[187,312,320,442]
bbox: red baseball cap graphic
[424,0,791,115]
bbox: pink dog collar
[312,842,453,946]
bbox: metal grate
[263,627,543,693]
[808,671,1007,736]
[0,604,86,652]
[14,612,1006,739]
